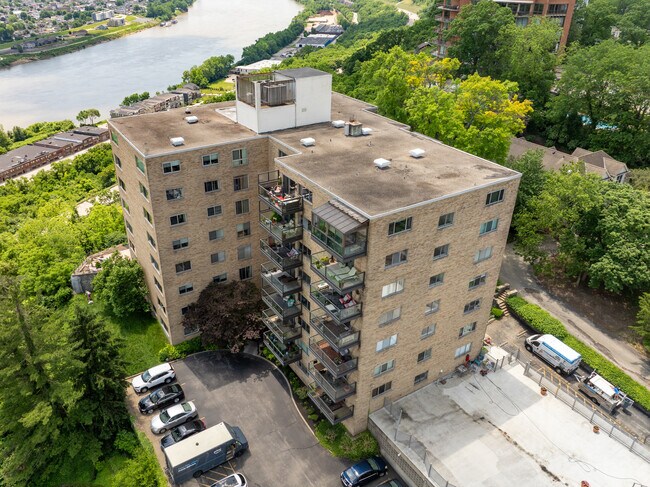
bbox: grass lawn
[396,0,424,14]
[203,78,235,94]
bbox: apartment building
[434,0,576,57]
[108,68,520,434]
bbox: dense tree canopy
[93,254,150,319]
[504,149,549,216]
[573,0,650,46]
[182,55,235,88]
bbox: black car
[340,456,389,487]
[138,383,184,414]
[160,419,206,449]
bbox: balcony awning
[313,201,368,234]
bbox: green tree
[92,254,150,318]
[0,125,12,152]
[111,442,166,487]
[76,108,100,125]
[9,125,28,142]
[634,292,650,351]
[629,168,650,192]
[444,0,515,77]
[504,149,548,215]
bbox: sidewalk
[499,244,650,388]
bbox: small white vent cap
[409,148,425,158]
[374,158,391,169]
[332,120,345,128]
[362,127,373,136]
[300,137,316,147]
[170,137,185,146]
[185,116,198,124]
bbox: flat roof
[370,359,650,487]
[0,145,57,172]
[276,67,330,79]
[164,422,233,466]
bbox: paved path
[499,244,650,388]
[397,7,419,26]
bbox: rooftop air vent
[185,116,198,124]
[300,137,316,147]
[345,121,363,137]
[332,120,345,128]
[170,137,185,147]
[374,158,391,169]
[185,108,191,114]
[409,148,425,158]
[362,127,373,136]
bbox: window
[385,250,408,268]
[533,3,544,14]
[300,294,310,310]
[209,229,224,241]
[459,322,477,338]
[373,359,395,377]
[118,178,126,190]
[166,188,183,201]
[125,220,133,234]
[211,251,226,264]
[147,232,156,249]
[486,189,504,206]
[172,237,189,250]
[157,297,166,315]
[233,175,249,191]
[213,273,228,283]
[378,307,401,326]
[548,3,568,14]
[388,216,412,236]
[417,348,432,363]
[236,222,251,238]
[232,148,248,166]
[153,277,162,292]
[136,156,146,174]
[111,131,118,144]
[160,319,169,334]
[178,283,194,295]
[239,265,253,280]
[455,343,472,358]
[129,239,136,252]
[279,149,287,157]
[184,321,199,336]
[381,279,404,298]
[237,244,252,260]
[414,371,428,385]
[429,272,444,288]
[421,324,436,339]
[474,246,493,263]
[300,317,310,333]
[433,244,449,260]
[204,180,220,193]
[150,255,160,271]
[170,213,186,226]
[425,300,440,315]
[371,381,392,398]
[438,212,454,228]
[181,306,190,316]
[207,205,223,217]
[468,273,487,290]
[143,208,153,224]
[175,261,192,273]
[139,182,149,200]
[121,198,130,213]
[376,334,398,352]
[202,153,219,166]
[479,218,499,235]
[235,199,250,215]
[464,299,481,314]
[162,161,181,174]
[114,155,122,169]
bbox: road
[499,244,650,388]
[397,7,419,26]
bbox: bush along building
[108,68,520,434]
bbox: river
[0,0,301,128]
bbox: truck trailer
[164,421,248,484]
[524,334,582,375]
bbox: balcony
[261,262,302,296]
[311,251,364,294]
[311,281,362,324]
[259,210,303,244]
[258,171,303,216]
[260,239,302,270]
[262,308,301,343]
[308,385,354,424]
[438,2,460,11]
[308,363,356,402]
[311,201,368,262]
[264,331,301,365]
[262,286,301,321]
[309,337,358,379]
[310,309,360,352]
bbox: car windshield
[182,403,192,412]
[171,426,186,441]
[141,371,151,382]
[367,458,379,470]
[219,476,242,487]
[151,390,164,403]
[159,411,170,423]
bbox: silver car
[131,363,175,394]
[211,473,247,487]
[151,401,198,434]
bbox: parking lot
[126,351,405,487]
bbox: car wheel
[159,428,167,434]
[164,377,172,384]
[554,366,563,375]
[140,387,148,393]
[235,450,243,458]
[144,409,153,415]
[193,470,203,479]
[174,398,180,403]
[589,397,599,405]
[524,344,532,352]
[379,471,386,477]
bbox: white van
[524,334,582,375]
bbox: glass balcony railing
[310,281,362,324]
[309,337,358,379]
[259,211,303,243]
[262,308,301,343]
[310,309,360,352]
[260,240,303,270]
[310,251,364,294]
[308,385,354,424]
[308,363,356,402]
[311,226,367,262]
[261,262,302,296]
[264,331,300,365]
[262,286,301,321]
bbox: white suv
[132,363,175,393]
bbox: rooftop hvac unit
[409,148,426,158]
[374,158,391,169]
[185,116,198,124]
[345,121,363,137]
[170,137,185,147]
[301,137,316,147]
[362,127,373,136]
[263,83,288,106]
[332,120,345,128]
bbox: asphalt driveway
[128,351,404,487]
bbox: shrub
[175,336,203,356]
[491,307,504,319]
[314,422,380,461]
[308,413,320,422]
[506,295,567,338]
[158,344,181,362]
[114,430,140,456]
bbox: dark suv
[160,419,206,449]
[340,456,388,486]
[138,383,184,414]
